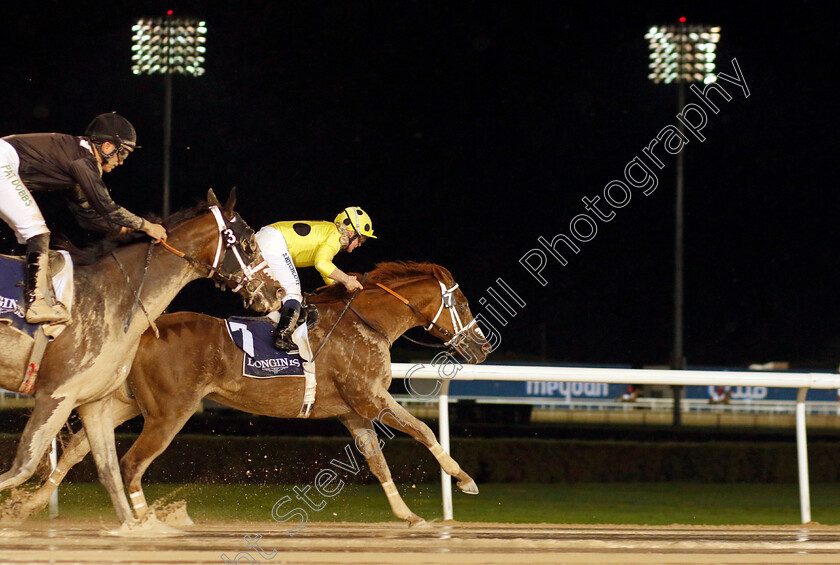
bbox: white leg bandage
[382,480,400,498]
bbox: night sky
[3,1,839,369]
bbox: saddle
[225,306,318,418]
[0,251,74,337]
[227,304,318,378]
[226,316,305,378]
[0,250,75,395]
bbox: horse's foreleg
[0,395,75,492]
[366,394,479,495]
[7,395,141,520]
[337,412,426,527]
[120,401,199,519]
[76,398,134,524]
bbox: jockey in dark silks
[0,113,167,324]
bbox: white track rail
[392,363,840,523]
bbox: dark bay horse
[0,189,281,528]
[8,262,490,527]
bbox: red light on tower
[167,10,173,15]
[679,16,687,23]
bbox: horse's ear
[207,188,220,207]
[432,265,454,285]
[223,187,238,217]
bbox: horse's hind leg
[120,397,201,519]
[76,397,134,524]
[0,395,75,491]
[4,394,141,521]
[351,392,479,495]
[337,412,426,527]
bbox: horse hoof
[0,491,39,524]
[458,479,479,495]
[408,517,429,528]
[156,500,195,527]
[109,510,183,537]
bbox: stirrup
[303,303,318,328]
[273,332,299,353]
[25,250,71,325]
[272,323,299,353]
[274,339,299,354]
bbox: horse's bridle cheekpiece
[424,281,480,347]
[207,206,273,300]
[158,205,273,307]
[372,279,480,349]
[118,205,269,336]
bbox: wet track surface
[3,521,840,564]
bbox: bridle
[379,280,479,347]
[347,278,479,349]
[159,205,273,303]
[119,205,273,334]
[310,273,483,360]
[206,206,272,297]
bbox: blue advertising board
[684,385,837,402]
[443,365,840,404]
[448,379,627,401]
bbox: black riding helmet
[84,112,139,156]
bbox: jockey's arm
[313,242,345,286]
[314,247,361,291]
[64,187,123,235]
[327,268,363,292]
[68,159,166,241]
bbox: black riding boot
[24,234,70,325]
[272,300,301,351]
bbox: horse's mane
[308,261,445,304]
[58,202,211,265]
[366,261,445,285]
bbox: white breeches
[255,225,302,304]
[0,139,49,244]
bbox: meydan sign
[445,379,839,403]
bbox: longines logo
[0,294,24,318]
[246,356,301,374]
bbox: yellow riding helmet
[334,206,377,239]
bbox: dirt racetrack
[3,520,840,564]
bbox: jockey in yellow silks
[255,206,376,350]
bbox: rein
[399,332,447,348]
[159,239,240,285]
[123,241,156,333]
[374,282,459,344]
[346,280,469,349]
[110,248,159,338]
[310,273,370,362]
[350,285,445,348]
[158,207,268,294]
[114,205,266,339]
[347,303,392,344]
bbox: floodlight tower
[645,19,720,424]
[131,12,207,218]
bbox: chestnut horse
[8,262,490,527]
[0,189,281,528]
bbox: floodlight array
[645,25,720,84]
[132,17,207,76]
